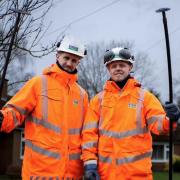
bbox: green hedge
[164,154,180,172]
[173,155,180,172]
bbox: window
[20,130,25,159]
[152,142,170,163]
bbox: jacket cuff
[84,160,97,166]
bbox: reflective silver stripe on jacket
[99,89,147,138]
[41,75,48,121]
[83,122,98,130]
[10,109,19,127]
[4,103,29,116]
[136,89,145,128]
[157,118,164,133]
[99,126,148,139]
[68,128,81,135]
[41,76,84,135]
[99,151,152,165]
[147,115,165,133]
[82,141,98,150]
[41,75,61,132]
[27,116,61,133]
[4,104,27,127]
[69,152,81,160]
[25,140,60,159]
[99,154,112,163]
[116,151,152,165]
[147,115,165,126]
[77,84,85,123]
[98,91,105,128]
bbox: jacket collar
[43,64,78,86]
[104,78,141,95]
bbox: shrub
[173,155,180,172]
[164,154,180,172]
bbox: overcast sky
[33,0,180,101]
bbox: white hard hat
[57,35,87,58]
[104,47,134,66]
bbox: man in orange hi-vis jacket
[0,35,89,180]
[82,47,180,180]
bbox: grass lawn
[153,172,180,180]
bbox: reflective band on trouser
[82,141,98,149]
[27,116,61,133]
[41,75,48,121]
[4,103,29,116]
[116,151,152,165]
[25,140,60,159]
[69,153,81,160]
[83,121,98,131]
[30,176,59,180]
[99,127,148,139]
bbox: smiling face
[56,51,81,73]
[107,60,133,82]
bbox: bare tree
[133,51,158,90]
[0,0,56,58]
[78,40,158,99]
[0,0,57,94]
[173,74,180,103]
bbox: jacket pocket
[40,88,64,120]
[102,96,116,108]
[98,136,113,153]
[43,88,64,101]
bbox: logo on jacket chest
[73,99,79,106]
[128,103,137,109]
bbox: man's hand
[84,164,100,180]
[164,102,180,122]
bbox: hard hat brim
[105,58,134,66]
[57,48,85,58]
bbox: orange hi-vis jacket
[82,78,172,180]
[0,64,88,180]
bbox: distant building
[152,126,180,171]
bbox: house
[0,127,23,176]
[0,79,23,176]
[152,125,180,171]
